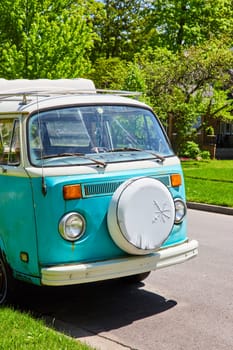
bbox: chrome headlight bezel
[59,212,86,241]
[174,198,187,224]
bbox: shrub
[200,150,210,160]
[180,141,200,159]
[180,141,210,160]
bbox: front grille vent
[84,181,124,196]
[83,175,170,197]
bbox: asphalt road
[16,209,233,350]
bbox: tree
[144,0,233,52]
[89,57,147,94]
[135,40,233,152]
[0,0,97,78]
[92,0,151,60]
[88,57,128,89]
[91,0,233,60]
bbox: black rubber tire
[122,271,151,284]
[0,254,16,306]
[0,256,8,305]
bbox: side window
[0,119,20,165]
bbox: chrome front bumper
[41,239,198,286]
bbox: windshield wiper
[108,148,165,162]
[108,147,141,152]
[37,152,106,167]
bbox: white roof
[0,78,96,95]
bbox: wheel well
[0,248,6,262]
[0,248,12,275]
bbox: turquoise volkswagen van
[0,79,198,305]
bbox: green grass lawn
[182,160,233,207]
[0,307,94,350]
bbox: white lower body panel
[41,239,198,286]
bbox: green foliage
[134,40,233,151]
[180,141,210,159]
[122,62,147,93]
[205,126,215,136]
[92,0,149,60]
[0,0,98,78]
[200,151,211,160]
[181,141,202,159]
[88,57,128,89]
[88,58,147,95]
[138,0,233,52]
[180,141,201,159]
[92,0,233,58]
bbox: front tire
[0,255,15,306]
[0,256,8,305]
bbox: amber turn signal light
[170,174,182,187]
[63,184,82,200]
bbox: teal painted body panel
[0,171,39,279]
[30,163,187,270]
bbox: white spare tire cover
[107,177,175,255]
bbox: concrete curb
[187,202,233,216]
[44,317,130,350]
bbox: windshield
[28,105,173,166]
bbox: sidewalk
[187,202,233,215]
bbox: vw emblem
[152,200,172,224]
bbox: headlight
[59,212,86,241]
[174,199,186,224]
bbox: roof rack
[0,78,141,97]
[0,79,141,108]
[96,89,141,97]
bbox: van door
[0,117,39,282]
